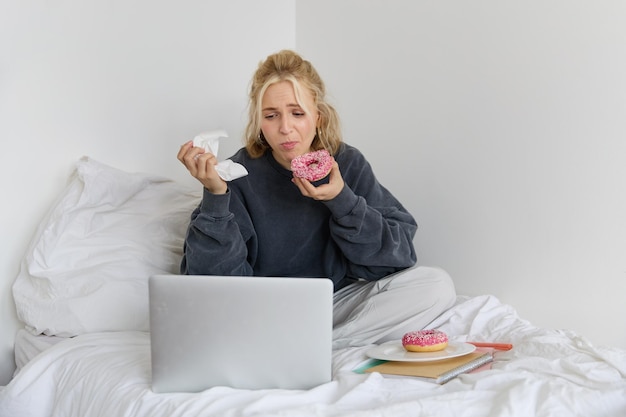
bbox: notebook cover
[362,350,493,384]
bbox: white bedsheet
[13,330,66,375]
[2,295,625,417]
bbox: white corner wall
[296,1,626,348]
[0,0,295,385]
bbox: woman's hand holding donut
[177,141,228,194]
[293,159,344,201]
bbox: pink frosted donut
[402,329,449,352]
[291,149,332,182]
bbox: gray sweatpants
[332,266,457,349]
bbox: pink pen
[467,342,513,351]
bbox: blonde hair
[244,50,342,158]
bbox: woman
[177,50,455,348]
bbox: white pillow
[13,157,201,337]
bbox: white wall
[0,0,295,385]
[296,0,626,348]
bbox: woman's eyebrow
[262,103,302,112]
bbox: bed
[1,157,625,417]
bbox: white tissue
[192,130,248,181]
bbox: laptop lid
[149,274,333,392]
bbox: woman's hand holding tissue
[177,130,248,195]
[177,141,228,194]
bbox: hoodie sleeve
[180,188,256,276]
[322,146,417,280]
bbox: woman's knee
[430,267,457,310]
[389,265,457,309]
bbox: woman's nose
[279,119,291,134]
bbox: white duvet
[2,295,625,417]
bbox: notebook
[149,274,334,393]
[355,350,493,384]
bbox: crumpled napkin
[192,130,248,181]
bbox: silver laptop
[149,274,333,392]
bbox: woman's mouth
[280,141,298,150]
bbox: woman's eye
[264,114,276,120]
[293,112,305,117]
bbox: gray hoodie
[181,143,417,291]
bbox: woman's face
[260,81,319,170]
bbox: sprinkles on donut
[402,329,449,352]
[291,149,332,182]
